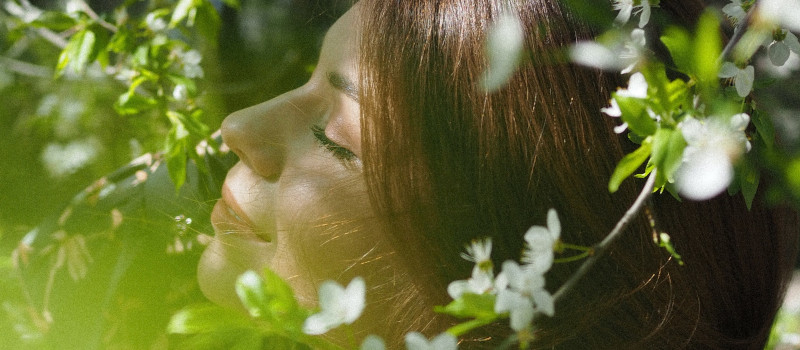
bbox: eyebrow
[327,71,359,102]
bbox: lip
[211,184,272,243]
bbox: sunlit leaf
[30,11,77,31]
[170,0,199,28]
[616,96,657,136]
[609,138,653,193]
[693,11,721,91]
[660,27,692,74]
[168,303,253,334]
[434,293,497,319]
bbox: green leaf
[616,96,657,136]
[609,138,653,193]
[114,93,157,115]
[55,28,96,77]
[434,293,497,319]
[171,0,198,27]
[168,304,254,334]
[751,109,776,149]
[693,11,721,91]
[195,0,222,42]
[30,11,77,31]
[660,27,692,74]
[235,269,305,329]
[737,158,760,210]
[166,116,190,190]
[649,128,686,188]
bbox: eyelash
[311,125,359,164]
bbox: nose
[222,90,321,181]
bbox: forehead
[317,5,361,77]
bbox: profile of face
[197,4,397,330]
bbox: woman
[198,0,798,348]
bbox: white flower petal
[483,12,525,92]
[785,32,800,53]
[361,335,386,350]
[524,226,551,247]
[343,277,366,324]
[638,0,651,27]
[719,61,739,78]
[447,280,470,299]
[546,208,560,240]
[613,122,629,134]
[730,113,750,131]
[508,296,535,331]
[676,147,734,201]
[570,42,623,70]
[532,289,555,317]
[619,72,648,98]
[770,41,791,66]
[430,333,458,350]
[734,65,754,97]
[601,99,622,117]
[614,2,633,25]
[303,313,338,335]
[760,0,800,32]
[405,332,431,350]
[318,281,345,313]
[722,1,746,22]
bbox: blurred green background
[0,0,348,348]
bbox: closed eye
[311,125,360,167]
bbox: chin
[197,234,274,311]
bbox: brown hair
[358,0,797,348]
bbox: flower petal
[769,41,791,66]
[638,0,651,27]
[405,332,431,350]
[343,277,366,324]
[676,147,734,201]
[601,99,622,117]
[785,32,800,53]
[546,208,561,240]
[303,312,338,335]
[718,61,739,78]
[430,333,458,350]
[734,65,754,97]
[361,335,386,350]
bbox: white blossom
[361,335,386,350]
[613,0,651,27]
[522,208,560,273]
[302,277,366,335]
[722,0,747,24]
[676,114,752,201]
[448,238,495,299]
[404,332,458,350]
[571,28,646,73]
[719,62,754,97]
[760,0,800,32]
[494,261,554,331]
[482,11,525,92]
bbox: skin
[198,4,402,336]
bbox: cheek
[269,163,386,300]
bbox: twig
[0,56,52,77]
[719,4,756,63]
[550,169,657,304]
[79,2,118,33]
[35,27,68,49]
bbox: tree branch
[550,169,657,305]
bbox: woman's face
[198,4,396,316]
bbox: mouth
[211,184,273,243]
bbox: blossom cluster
[572,0,799,203]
